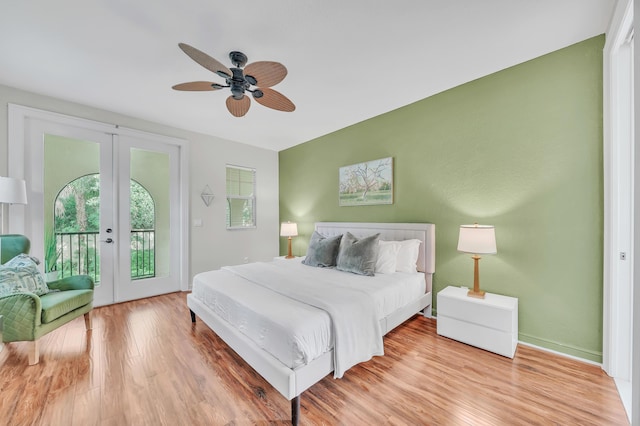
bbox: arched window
[50,174,155,281]
[129,180,156,279]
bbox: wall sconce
[201,185,214,207]
[457,224,497,299]
[280,221,298,259]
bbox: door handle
[102,238,114,243]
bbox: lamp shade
[280,222,298,237]
[457,224,496,254]
[0,176,27,205]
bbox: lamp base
[285,237,294,259]
[467,289,486,299]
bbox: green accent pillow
[302,232,343,267]
[336,232,381,276]
[0,254,50,297]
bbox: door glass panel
[44,134,101,284]
[130,148,170,280]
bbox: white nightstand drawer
[438,315,516,358]
[437,286,518,358]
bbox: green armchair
[0,234,94,365]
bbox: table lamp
[280,222,298,259]
[457,224,497,299]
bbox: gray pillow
[336,232,381,276]
[302,232,343,267]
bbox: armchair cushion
[0,254,49,296]
[40,290,93,324]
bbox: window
[226,165,256,229]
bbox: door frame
[603,0,634,419]
[7,104,190,298]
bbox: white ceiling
[0,0,615,152]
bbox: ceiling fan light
[231,85,245,99]
[216,70,231,79]
[252,89,264,99]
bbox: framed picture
[339,157,393,206]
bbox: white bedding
[191,258,425,375]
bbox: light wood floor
[0,292,628,425]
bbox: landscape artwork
[339,157,393,206]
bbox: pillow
[336,232,380,276]
[0,254,50,297]
[375,240,401,274]
[395,239,422,273]
[302,232,343,267]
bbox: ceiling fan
[172,43,296,117]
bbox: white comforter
[223,262,383,378]
[191,259,425,377]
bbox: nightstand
[273,256,302,261]
[437,286,518,358]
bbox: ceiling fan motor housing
[229,68,249,99]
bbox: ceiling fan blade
[172,81,221,91]
[253,88,295,112]
[178,43,232,78]
[244,61,287,87]
[226,95,251,117]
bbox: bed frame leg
[291,396,300,425]
[423,305,432,317]
[190,309,196,323]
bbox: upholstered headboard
[314,222,436,293]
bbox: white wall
[0,83,280,284]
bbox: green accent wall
[279,35,605,362]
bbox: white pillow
[395,239,421,273]
[375,240,401,274]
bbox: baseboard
[516,340,602,367]
[517,333,602,364]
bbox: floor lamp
[0,176,28,235]
[0,176,26,353]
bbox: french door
[9,105,187,306]
[115,134,181,302]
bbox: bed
[187,222,435,424]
